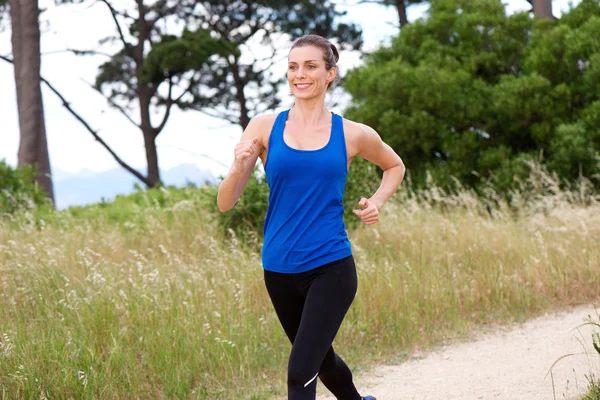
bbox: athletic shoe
[362,397,376,400]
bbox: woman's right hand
[232,137,260,175]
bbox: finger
[359,208,377,218]
[358,197,369,209]
[238,151,252,160]
[247,142,259,154]
[363,216,379,224]
[353,207,370,217]
[237,145,255,155]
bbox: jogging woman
[217,34,405,400]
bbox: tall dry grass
[0,164,599,399]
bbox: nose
[296,66,307,78]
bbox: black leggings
[264,255,362,400]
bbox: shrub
[0,160,49,215]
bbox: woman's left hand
[352,197,380,225]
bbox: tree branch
[154,79,173,135]
[80,78,140,129]
[147,1,179,31]
[0,54,151,186]
[355,0,386,5]
[42,48,114,58]
[187,106,239,125]
[99,0,133,56]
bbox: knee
[288,363,318,390]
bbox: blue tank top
[262,109,352,273]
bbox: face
[287,45,336,100]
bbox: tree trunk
[135,0,161,187]
[230,57,250,130]
[530,0,554,19]
[142,128,160,186]
[36,101,54,199]
[10,0,55,202]
[395,0,409,27]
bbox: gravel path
[319,304,600,400]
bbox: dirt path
[319,304,600,400]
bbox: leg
[319,346,361,399]
[264,269,305,345]
[287,256,361,400]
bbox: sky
[0,0,580,180]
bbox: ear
[327,67,337,84]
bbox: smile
[294,83,312,90]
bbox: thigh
[290,257,358,373]
[264,269,305,344]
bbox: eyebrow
[288,60,320,64]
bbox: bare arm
[217,118,266,212]
[353,124,406,224]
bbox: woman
[217,34,405,400]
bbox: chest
[283,123,332,151]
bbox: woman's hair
[290,34,340,89]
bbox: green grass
[582,313,600,400]
[1,168,599,399]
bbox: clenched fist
[232,137,260,175]
[352,197,380,225]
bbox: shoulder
[241,112,280,141]
[342,118,378,136]
[249,113,279,129]
[342,117,381,149]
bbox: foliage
[64,185,208,224]
[75,0,364,129]
[174,0,363,127]
[0,160,50,215]
[202,168,269,243]
[344,0,600,193]
[140,29,238,87]
[95,27,237,105]
[343,156,383,228]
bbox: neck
[289,97,330,126]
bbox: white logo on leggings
[304,372,319,387]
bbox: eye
[288,65,297,71]
[307,65,316,69]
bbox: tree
[343,0,600,191]
[172,0,363,129]
[9,0,54,202]
[527,0,554,19]
[49,0,237,187]
[52,0,236,187]
[355,0,428,27]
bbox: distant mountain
[53,164,216,209]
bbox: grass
[580,312,600,400]
[0,166,599,399]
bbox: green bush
[202,167,269,242]
[0,160,49,215]
[343,157,383,229]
